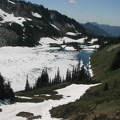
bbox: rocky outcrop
[0,0,95,47]
[0,27,18,46]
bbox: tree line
[0,74,15,101]
[25,60,92,91]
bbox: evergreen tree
[36,68,49,88]
[0,73,5,99]
[56,68,61,83]
[0,73,15,101]
[66,69,71,82]
[4,81,15,101]
[25,76,31,91]
[36,76,41,88]
[53,73,57,84]
[72,66,75,82]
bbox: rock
[16,111,34,118]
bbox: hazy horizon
[24,0,120,27]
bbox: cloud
[69,0,76,4]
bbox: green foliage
[0,73,4,99]
[66,69,72,82]
[29,58,92,91]
[36,68,49,88]
[110,49,120,71]
[50,44,120,119]
[67,60,90,84]
[25,76,31,91]
[103,82,109,91]
[0,73,15,101]
[98,36,120,50]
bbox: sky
[25,0,120,26]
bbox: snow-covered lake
[0,46,80,91]
[0,37,99,120]
[0,37,97,92]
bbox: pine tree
[36,76,41,88]
[56,68,61,84]
[66,69,71,82]
[53,73,57,84]
[72,66,75,82]
[0,73,5,99]
[25,76,31,91]
[0,73,15,101]
[36,68,49,88]
[4,81,15,101]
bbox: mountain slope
[91,22,120,37]
[0,0,94,47]
[50,44,120,120]
[83,22,111,37]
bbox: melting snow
[0,42,79,91]
[50,23,60,31]
[63,36,86,44]
[64,46,76,51]
[8,0,15,5]
[88,38,98,44]
[15,96,32,99]
[0,9,26,26]
[0,84,98,120]
[0,37,99,92]
[32,12,42,18]
[0,36,100,119]
[66,32,76,36]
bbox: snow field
[0,37,99,92]
[0,9,26,26]
[32,12,42,18]
[0,36,100,120]
[0,45,79,92]
[0,84,98,120]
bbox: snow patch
[88,38,98,44]
[50,23,60,31]
[66,32,76,36]
[25,18,32,21]
[63,36,86,44]
[0,9,26,26]
[8,0,15,5]
[0,84,98,120]
[32,12,42,18]
[66,32,81,36]
[64,46,76,51]
[15,96,32,99]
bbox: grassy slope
[50,44,120,120]
[15,83,70,103]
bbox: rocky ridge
[0,0,95,47]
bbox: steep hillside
[91,22,120,37]
[0,0,94,47]
[50,44,120,120]
[83,22,111,37]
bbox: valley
[0,0,119,120]
[0,36,98,91]
[0,36,100,120]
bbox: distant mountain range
[83,22,111,37]
[0,0,94,47]
[83,22,120,37]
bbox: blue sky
[25,0,120,26]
